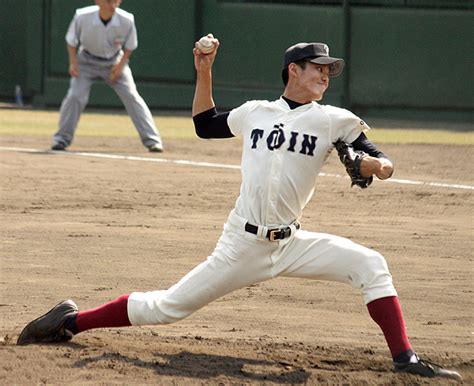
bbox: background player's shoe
[394,355,462,380]
[17,300,78,345]
[148,143,163,153]
[51,143,66,151]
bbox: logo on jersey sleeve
[250,123,317,156]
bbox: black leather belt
[83,50,119,61]
[245,222,300,241]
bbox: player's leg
[52,63,94,149]
[17,218,275,344]
[276,231,408,354]
[276,231,396,302]
[276,230,461,379]
[127,221,275,325]
[106,64,163,151]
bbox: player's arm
[191,36,234,138]
[67,44,79,77]
[193,108,234,139]
[192,36,219,116]
[65,11,80,78]
[353,133,394,180]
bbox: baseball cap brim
[308,56,345,77]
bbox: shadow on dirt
[73,350,310,384]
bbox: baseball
[197,34,216,54]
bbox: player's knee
[119,90,141,105]
[365,250,391,280]
[350,250,391,287]
[368,250,388,269]
[66,91,89,107]
[356,250,396,302]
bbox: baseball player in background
[51,0,163,152]
[18,36,461,380]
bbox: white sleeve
[65,13,79,47]
[326,106,370,144]
[227,100,259,137]
[124,17,138,51]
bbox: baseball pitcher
[18,36,461,381]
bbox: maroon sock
[367,296,412,359]
[75,294,132,333]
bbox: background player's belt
[245,222,300,241]
[83,50,120,61]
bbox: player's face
[95,0,121,18]
[295,62,330,102]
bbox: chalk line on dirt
[1,146,473,191]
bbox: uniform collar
[277,96,316,112]
[93,10,120,27]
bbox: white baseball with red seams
[197,34,215,54]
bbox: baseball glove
[334,139,373,189]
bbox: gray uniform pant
[53,51,162,149]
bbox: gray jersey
[53,5,162,151]
[66,5,138,59]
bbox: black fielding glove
[334,140,373,189]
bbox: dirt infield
[1,133,473,385]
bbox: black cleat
[17,300,78,345]
[394,355,462,380]
[51,143,66,151]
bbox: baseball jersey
[227,97,370,226]
[66,5,138,59]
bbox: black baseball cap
[283,42,345,77]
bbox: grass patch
[369,128,473,145]
[0,108,472,145]
[0,108,194,139]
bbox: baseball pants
[53,51,162,148]
[128,209,397,326]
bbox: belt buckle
[268,229,279,241]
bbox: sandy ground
[0,133,473,385]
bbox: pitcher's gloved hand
[334,139,373,189]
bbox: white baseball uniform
[127,98,397,325]
[53,5,162,149]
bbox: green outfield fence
[1,0,473,122]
